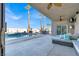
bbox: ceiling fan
[47,3,62,10]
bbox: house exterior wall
[74,14,79,35]
[51,20,68,35]
[51,17,79,36]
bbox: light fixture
[47,3,62,10]
[60,16,63,21]
[69,26,72,29]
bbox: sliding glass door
[57,25,67,35]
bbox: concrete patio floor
[5,35,78,56]
[48,44,77,56]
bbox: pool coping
[72,41,79,56]
[5,34,43,45]
[52,39,73,47]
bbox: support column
[0,3,5,56]
[74,17,79,35]
[51,21,57,35]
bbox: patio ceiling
[31,3,79,21]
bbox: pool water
[60,34,70,40]
[54,34,70,40]
[5,33,30,40]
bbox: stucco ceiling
[31,3,79,21]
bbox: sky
[5,3,51,29]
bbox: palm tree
[25,4,31,33]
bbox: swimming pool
[52,34,70,40]
[53,34,79,40]
[5,33,31,40]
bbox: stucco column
[75,18,79,35]
[51,21,57,35]
[74,14,79,35]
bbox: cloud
[5,7,22,20]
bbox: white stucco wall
[74,14,79,35]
